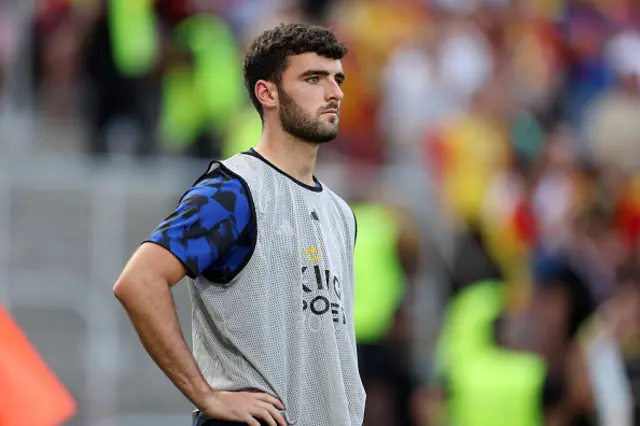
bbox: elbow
[113,276,135,303]
[113,272,170,303]
[112,278,126,301]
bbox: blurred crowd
[4,0,640,425]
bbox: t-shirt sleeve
[145,171,252,278]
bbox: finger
[262,403,288,426]
[252,408,277,426]
[244,415,261,426]
[256,393,285,410]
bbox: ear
[255,80,278,112]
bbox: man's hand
[202,391,287,426]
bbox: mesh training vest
[189,153,366,426]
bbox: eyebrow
[301,69,346,81]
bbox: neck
[254,122,319,186]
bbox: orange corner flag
[0,305,77,426]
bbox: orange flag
[0,305,76,426]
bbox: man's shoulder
[322,184,351,209]
[182,162,253,216]
[194,164,248,194]
[320,185,357,228]
[218,152,260,174]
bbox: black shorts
[192,411,270,426]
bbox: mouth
[322,109,338,115]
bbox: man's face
[276,52,345,144]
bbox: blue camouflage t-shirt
[146,163,254,282]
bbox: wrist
[191,381,216,407]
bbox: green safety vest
[435,281,504,372]
[160,15,245,152]
[447,348,546,426]
[109,0,159,77]
[109,4,247,153]
[436,281,546,426]
[351,204,405,343]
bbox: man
[113,23,366,426]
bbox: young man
[113,23,366,426]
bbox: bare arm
[113,242,213,407]
[113,171,286,426]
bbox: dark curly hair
[243,23,348,117]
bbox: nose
[326,80,344,102]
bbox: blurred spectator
[351,191,421,426]
[532,125,584,248]
[586,30,640,172]
[75,0,249,159]
[558,2,615,149]
[158,12,245,158]
[532,253,597,371]
[32,0,85,117]
[425,78,512,228]
[420,277,560,426]
[0,0,18,98]
[81,0,166,157]
[564,260,640,425]
[329,0,430,166]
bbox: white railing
[0,151,206,425]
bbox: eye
[306,76,320,84]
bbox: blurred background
[2,0,640,425]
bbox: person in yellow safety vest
[109,0,159,79]
[418,279,567,426]
[108,0,246,158]
[81,0,162,156]
[351,201,421,426]
[159,13,245,158]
